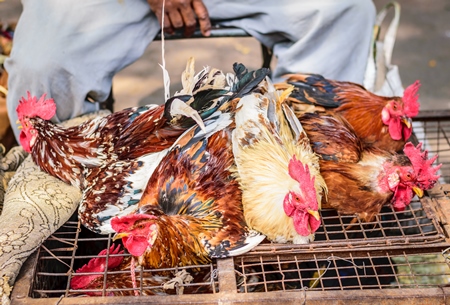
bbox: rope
[163,269,194,295]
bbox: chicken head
[16,92,56,152]
[111,214,158,257]
[70,244,124,291]
[389,166,422,211]
[381,81,420,141]
[283,156,321,237]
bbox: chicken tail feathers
[228,63,270,100]
[283,73,341,108]
[187,89,230,121]
[164,95,206,131]
[173,111,233,153]
[209,230,266,258]
[282,103,306,142]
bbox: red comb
[288,156,316,196]
[16,91,56,121]
[289,156,311,182]
[403,142,441,190]
[70,244,124,289]
[402,81,420,117]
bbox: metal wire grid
[32,219,218,298]
[248,196,446,256]
[236,250,450,293]
[29,194,446,298]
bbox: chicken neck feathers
[298,111,363,163]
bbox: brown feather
[278,73,412,153]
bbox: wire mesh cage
[30,219,219,298]
[11,110,450,304]
[236,250,450,293]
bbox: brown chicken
[276,73,421,153]
[70,244,213,296]
[298,111,440,221]
[110,112,264,270]
[15,93,202,187]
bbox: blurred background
[1,0,449,112]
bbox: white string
[159,0,171,102]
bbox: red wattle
[293,211,311,236]
[125,235,149,256]
[388,118,403,140]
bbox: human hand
[147,0,211,37]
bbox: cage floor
[236,251,450,293]
[23,189,448,299]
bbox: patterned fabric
[0,110,110,304]
[0,145,28,215]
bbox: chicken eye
[137,224,145,229]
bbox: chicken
[297,111,440,221]
[400,142,441,209]
[232,79,327,244]
[276,73,421,153]
[16,93,199,188]
[16,58,268,189]
[78,62,268,235]
[70,244,213,296]
[110,112,265,270]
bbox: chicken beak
[16,120,23,129]
[402,116,412,129]
[112,232,129,241]
[413,186,424,198]
[308,210,321,221]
